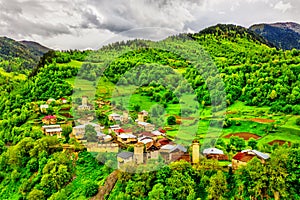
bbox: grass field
[0,67,27,80]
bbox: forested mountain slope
[0,37,50,73]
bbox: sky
[0,0,299,50]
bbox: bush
[84,181,99,197]
[167,116,177,125]
[296,118,300,126]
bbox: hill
[0,37,50,73]
[0,24,299,200]
[250,22,300,50]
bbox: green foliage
[296,118,300,126]
[167,115,176,125]
[85,124,98,142]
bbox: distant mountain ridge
[19,40,51,57]
[196,24,275,47]
[250,22,300,50]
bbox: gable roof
[97,132,106,137]
[160,144,187,153]
[118,133,136,139]
[139,132,156,137]
[152,130,164,136]
[203,148,224,155]
[233,152,255,162]
[158,138,173,146]
[117,152,134,159]
[241,149,270,160]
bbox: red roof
[61,98,66,100]
[158,128,166,133]
[233,152,245,160]
[43,115,56,120]
[158,138,172,146]
[116,129,125,133]
[233,152,255,162]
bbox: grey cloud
[0,0,71,38]
[0,0,299,49]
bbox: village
[39,96,270,170]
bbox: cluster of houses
[38,96,270,170]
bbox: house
[46,98,56,104]
[40,104,49,113]
[42,125,62,138]
[97,132,106,139]
[159,144,188,162]
[73,123,102,139]
[203,148,228,160]
[109,125,121,134]
[109,113,121,121]
[152,130,165,136]
[60,98,68,104]
[139,132,158,140]
[42,115,57,125]
[103,135,113,142]
[117,152,134,169]
[78,96,91,111]
[232,149,270,170]
[138,121,155,132]
[117,133,137,144]
[115,128,133,135]
[157,138,174,147]
[138,136,153,145]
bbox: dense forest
[0,24,299,199]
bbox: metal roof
[242,149,270,160]
[97,132,106,137]
[118,133,136,139]
[161,144,187,153]
[46,128,62,133]
[42,125,61,129]
[117,152,134,159]
[152,130,163,136]
[203,148,224,155]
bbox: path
[90,170,119,200]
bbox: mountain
[0,37,50,72]
[19,40,50,57]
[250,22,300,50]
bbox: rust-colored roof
[158,128,166,133]
[158,138,172,146]
[233,152,255,162]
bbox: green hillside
[0,24,299,199]
[0,37,50,74]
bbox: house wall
[86,143,119,153]
[232,159,247,170]
[145,124,155,132]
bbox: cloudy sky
[0,0,299,50]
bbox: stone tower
[134,143,144,164]
[192,141,200,164]
[138,112,145,122]
[82,96,88,106]
[123,111,129,123]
